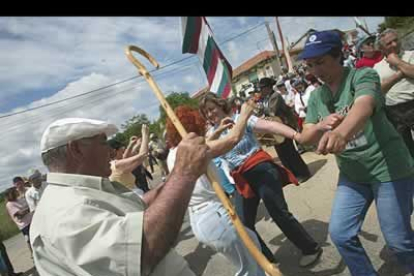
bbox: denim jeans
[189,201,265,276]
[329,175,414,276]
[0,242,15,274]
[0,254,6,274]
[239,161,319,255]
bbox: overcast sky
[0,16,384,191]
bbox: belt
[189,202,211,213]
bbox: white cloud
[0,16,385,191]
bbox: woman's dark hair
[326,46,344,65]
[198,92,232,121]
[5,187,17,202]
[12,176,23,184]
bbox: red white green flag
[181,17,233,98]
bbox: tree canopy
[112,91,198,145]
[158,92,199,125]
[377,17,414,35]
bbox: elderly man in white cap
[25,169,47,212]
[30,118,211,276]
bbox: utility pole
[265,21,282,77]
[274,17,294,73]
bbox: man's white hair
[376,28,399,48]
[41,145,68,171]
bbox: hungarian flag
[181,17,233,99]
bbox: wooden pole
[283,36,294,73]
[354,17,372,36]
[265,21,283,70]
[125,45,282,276]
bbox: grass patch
[0,198,20,240]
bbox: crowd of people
[0,28,413,276]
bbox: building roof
[233,50,277,79]
[191,86,209,100]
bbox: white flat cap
[40,118,118,153]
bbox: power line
[0,21,267,120]
[0,61,201,136]
[221,22,266,44]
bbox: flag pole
[283,36,294,73]
[125,45,283,276]
[354,17,372,36]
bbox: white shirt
[167,147,220,208]
[25,182,47,212]
[30,173,194,276]
[344,55,356,67]
[373,50,414,106]
[294,85,315,118]
[284,79,294,95]
[277,89,295,107]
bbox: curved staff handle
[125,45,282,276]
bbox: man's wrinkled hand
[385,53,401,68]
[316,131,347,155]
[318,114,344,131]
[175,133,211,181]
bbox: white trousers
[189,201,265,276]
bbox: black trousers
[274,138,310,178]
[0,241,16,274]
[235,162,319,255]
[132,166,151,193]
[234,192,275,262]
[386,100,414,158]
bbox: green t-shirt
[305,67,414,183]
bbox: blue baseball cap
[298,30,343,60]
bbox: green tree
[121,114,151,141]
[158,92,199,125]
[378,17,414,35]
[111,132,128,146]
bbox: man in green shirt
[297,30,414,276]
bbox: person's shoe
[299,247,323,267]
[11,272,24,276]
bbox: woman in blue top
[199,92,323,267]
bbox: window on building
[248,71,258,83]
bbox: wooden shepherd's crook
[125,45,282,276]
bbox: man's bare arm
[388,53,414,79]
[207,100,255,157]
[317,95,375,155]
[299,114,344,145]
[380,71,404,94]
[141,134,210,275]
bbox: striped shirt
[210,114,260,170]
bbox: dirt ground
[4,149,413,276]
